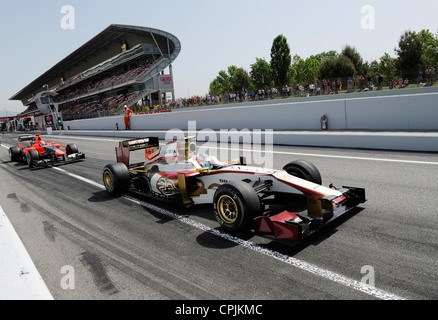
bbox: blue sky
[1,0,438,115]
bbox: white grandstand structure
[8,24,181,130]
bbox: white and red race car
[103,137,366,244]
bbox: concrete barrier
[65,90,438,131]
[345,92,438,130]
[61,89,438,152]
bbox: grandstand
[9,24,181,128]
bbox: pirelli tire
[103,163,131,196]
[213,181,262,232]
[283,160,322,185]
[9,146,21,162]
[26,149,39,168]
[66,144,79,155]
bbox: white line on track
[50,165,405,300]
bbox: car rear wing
[116,137,159,166]
[18,135,36,142]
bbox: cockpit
[144,153,230,174]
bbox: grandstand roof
[10,24,181,104]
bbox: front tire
[103,163,131,195]
[66,144,79,155]
[283,160,322,185]
[213,181,262,232]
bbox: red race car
[9,134,85,168]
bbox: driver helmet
[196,154,212,168]
[40,141,46,146]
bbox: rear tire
[103,163,131,195]
[26,149,39,168]
[9,146,20,162]
[283,160,322,185]
[213,181,262,232]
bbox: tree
[209,69,232,95]
[319,56,336,79]
[250,58,273,89]
[394,30,423,78]
[231,67,251,92]
[319,55,356,79]
[313,51,338,64]
[209,65,251,95]
[291,54,303,83]
[270,34,292,86]
[341,45,364,75]
[226,65,239,81]
[292,55,320,84]
[419,29,438,68]
[209,78,224,96]
[335,55,356,78]
[378,52,397,82]
[369,60,379,73]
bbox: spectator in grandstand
[123,105,134,130]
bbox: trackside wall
[345,93,438,130]
[64,92,438,132]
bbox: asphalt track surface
[0,132,437,301]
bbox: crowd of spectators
[60,91,144,120]
[418,67,436,86]
[168,68,437,110]
[170,92,247,108]
[51,57,164,120]
[281,71,437,98]
[55,59,160,103]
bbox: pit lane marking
[49,166,405,300]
